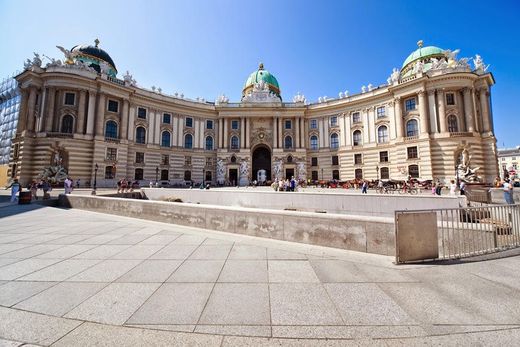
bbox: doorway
[252,146,271,183]
[285,168,294,179]
[229,169,238,186]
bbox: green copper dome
[242,63,281,97]
[71,39,117,78]
[401,41,445,70]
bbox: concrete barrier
[58,194,396,256]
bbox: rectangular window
[332,155,339,166]
[352,112,361,123]
[330,116,338,127]
[407,146,418,159]
[64,92,75,106]
[311,157,318,166]
[285,120,292,129]
[185,156,192,166]
[446,93,455,105]
[311,171,318,181]
[206,157,213,167]
[135,152,144,164]
[185,117,193,128]
[354,154,362,165]
[161,154,169,165]
[376,106,386,118]
[107,100,119,113]
[161,170,169,181]
[231,120,239,129]
[310,119,317,129]
[163,113,171,124]
[206,120,213,129]
[106,148,117,161]
[379,151,389,163]
[405,98,416,111]
[13,144,19,159]
[512,157,517,160]
[137,107,147,119]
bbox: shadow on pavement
[0,199,60,219]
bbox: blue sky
[1,0,519,147]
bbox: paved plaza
[1,199,520,345]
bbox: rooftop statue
[473,54,489,73]
[56,46,77,64]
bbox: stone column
[76,90,87,134]
[245,118,250,148]
[148,110,155,144]
[456,90,465,130]
[394,98,403,138]
[26,88,37,132]
[324,117,330,147]
[471,90,480,132]
[86,91,96,136]
[438,90,447,133]
[463,88,474,132]
[121,100,129,140]
[16,89,29,132]
[278,117,283,149]
[273,117,278,148]
[240,117,245,148]
[427,90,438,133]
[362,109,369,144]
[480,88,491,132]
[295,116,300,148]
[127,105,135,141]
[154,110,161,144]
[44,88,56,132]
[223,118,228,149]
[218,118,223,148]
[344,115,351,145]
[418,91,429,134]
[94,93,105,137]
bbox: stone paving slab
[167,260,225,283]
[0,281,57,307]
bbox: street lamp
[155,166,159,187]
[376,165,379,181]
[202,168,205,186]
[91,163,98,195]
[455,164,460,187]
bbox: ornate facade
[9,40,498,187]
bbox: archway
[252,145,271,183]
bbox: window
[231,120,239,129]
[407,146,418,159]
[352,112,361,123]
[332,155,339,166]
[311,171,318,181]
[284,136,293,149]
[379,151,389,163]
[13,144,19,159]
[310,119,318,129]
[447,115,458,133]
[285,120,292,129]
[64,92,75,106]
[184,134,193,149]
[182,117,192,128]
[377,126,389,143]
[310,135,318,150]
[206,120,213,129]
[330,116,338,127]
[61,115,74,133]
[405,98,416,111]
[184,170,192,181]
[353,130,362,146]
[135,152,144,164]
[161,169,169,181]
[446,93,455,106]
[354,154,362,165]
[287,155,293,163]
[134,168,143,180]
[330,133,339,149]
[105,120,118,139]
[161,131,171,147]
[163,113,171,124]
[377,106,386,118]
[206,157,213,167]
[161,154,169,165]
[107,100,119,113]
[135,127,146,144]
[409,165,419,178]
[104,166,115,179]
[332,170,340,180]
[106,148,117,161]
[311,157,318,166]
[137,107,147,119]
[406,119,418,137]
[205,171,212,182]
[205,136,214,150]
[185,156,192,166]
[513,157,517,161]
[230,136,239,150]
[355,169,363,179]
[380,167,389,179]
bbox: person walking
[361,180,368,194]
[503,179,514,204]
[459,181,466,196]
[30,180,38,200]
[64,177,73,194]
[449,180,457,196]
[6,179,21,203]
[42,179,51,199]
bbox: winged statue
[56,46,76,64]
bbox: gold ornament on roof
[94,38,100,47]
[417,40,424,48]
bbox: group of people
[117,178,139,193]
[6,178,54,202]
[271,177,298,192]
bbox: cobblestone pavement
[1,202,520,346]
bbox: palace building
[8,40,498,187]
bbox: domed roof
[71,39,117,76]
[401,40,445,70]
[242,63,281,97]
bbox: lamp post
[202,168,205,186]
[155,166,159,187]
[455,165,460,187]
[376,165,379,181]
[91,163,98,195]
[321,168,324,180]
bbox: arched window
[380,167,389,179]
[353,130,362,146]
[61,115,74,134]
[406,119,418,137]
[409,164,419,178]
[135,127,146,144]
[205,136,213,150]
[134,168,143,180]
[332,170,340,180]
[284,136,293,149]
[355,168,363,179]
[184,170,192,181]
[105,120,118,139]
[161,131,171,147]
[330,133,339,149]
[230,136,239,150]
[447,115,458,133]
[377,126,389,143]
[287,155,293,163]
[184,134,193,149]
[310,135,318,150]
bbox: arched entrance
[252,145,271,183]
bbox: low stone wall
[490,188,519,204]
[58,194,396,256]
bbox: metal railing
[395,204,520,263]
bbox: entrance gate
[252,146,271,183]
